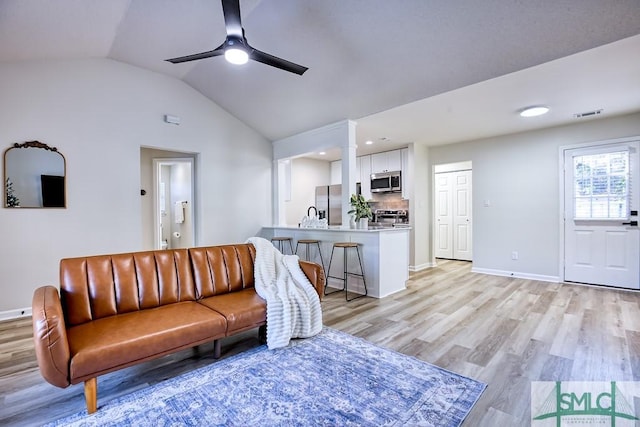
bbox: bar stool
[295,239,325,273]
[271,237,294,255]
[326,242,367,301]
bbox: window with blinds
[573,150,629,219]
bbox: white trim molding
[0,307,32,322]
[409,262,437,272]
[471,267,559,283]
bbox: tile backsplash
[368,192,409,211]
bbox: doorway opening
[153,158,195,250]
[433,161,473,262]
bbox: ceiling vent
[573,109,603,119]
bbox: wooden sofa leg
[213,340,221,359]
[84,378,97,414]
[259,325,267,345]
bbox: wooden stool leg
[84,377,97,414]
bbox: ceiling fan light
[519,106,550,117]
[225,48,249,65]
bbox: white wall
[409,143,432,271]
[427,112,640,279]
[0,58,272,315]
[284,158,330,226]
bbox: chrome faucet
[307,206,317,217]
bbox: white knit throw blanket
[247,237,323,349]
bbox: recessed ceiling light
[319,151,326,155]
[365,140,373,145]
[519,106,550,117]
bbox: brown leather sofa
[32,243,324,414]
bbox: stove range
[373,209,409,225]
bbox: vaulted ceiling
[1,0,639,156]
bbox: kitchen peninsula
[261,226,410,298]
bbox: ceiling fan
[166,0,308,75]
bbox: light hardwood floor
[1,260,640,426]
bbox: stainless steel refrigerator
[315,184,342,226]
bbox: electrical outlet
[511,251,518,260]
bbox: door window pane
[573,151,629,219]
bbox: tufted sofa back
[190,244,256,298]
[60,249,196,327]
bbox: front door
[563,141,640,289]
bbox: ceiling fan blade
[250,48,308,75]
[166,45,224,64]
[221,0,243,37]
[166,0,309,76]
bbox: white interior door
[434,169,473,261]
[435,173,453,258]
[453,170,472,261]
[564,142,640,289]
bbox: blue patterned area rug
[47,328,485,427]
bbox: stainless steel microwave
[371,171,401,193]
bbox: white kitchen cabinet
[360,155,372,200]
[387,150,402,172]
[401,148,409,199]
[371,150,402,174]
[330,160,341,185]
[370,152,386,173]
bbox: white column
[341,121,357,227]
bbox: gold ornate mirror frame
[4,141,67,208]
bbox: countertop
[263,225,411,233]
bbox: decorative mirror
[4,141,66,208]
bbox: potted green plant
[6,177,20,207]
[348,193,372,229]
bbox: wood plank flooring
[2,260,640,426]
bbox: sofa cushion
[198,288,266,335]
[60,249,197,326]
[67,302,226,382]
[190,244,256,298]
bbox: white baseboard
[471,267,560,283]
[409,262,436,272]
[0,307,32,322]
